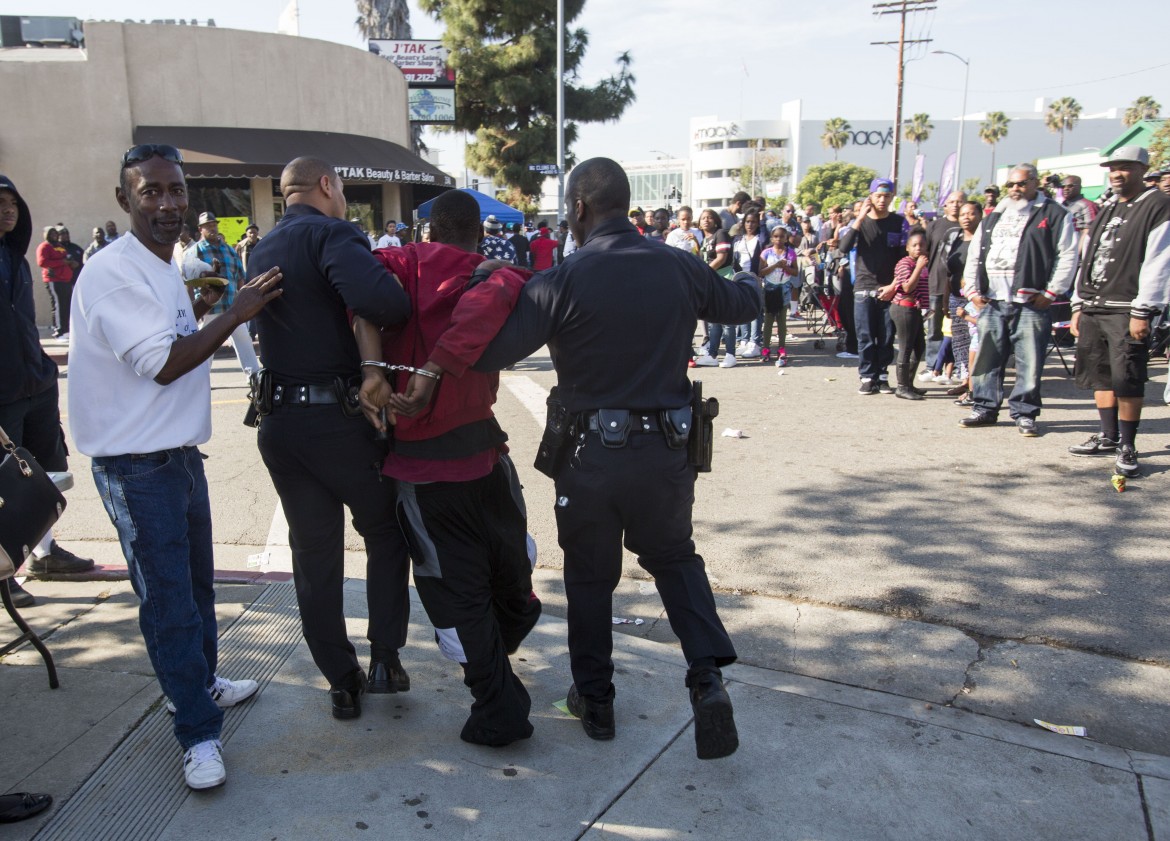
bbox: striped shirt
[893,255,930,308]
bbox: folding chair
[0,471,71,689]
[1047,301,1074,377]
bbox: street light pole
[556,0,565,220]
[932,50,970,187]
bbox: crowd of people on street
[1,146,749,820]
[2,134,1168,822]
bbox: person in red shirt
[35,226,75,338]
[529,222,557,270]
[355,189,540,747]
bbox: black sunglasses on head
[121,144,184,168]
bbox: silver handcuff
[359,360,442,381]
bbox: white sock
[33,529,54,558]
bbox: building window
[185,178,253,233]
[627,170,686,207]
[699,142,725,151]
[727,140,751,149]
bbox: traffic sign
[528,164,560,174]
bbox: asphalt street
[46,328,1170,752]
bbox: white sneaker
[183,739,225,790]
[932,374,951,384]
[719,355,738,368]
[167,675,260,714]
[835,351,859,359]
[917,369,936,382]
[694,354,720,367]
[740,342,761,359]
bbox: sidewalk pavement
[4,573,1168,840]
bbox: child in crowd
[759,227,798,366]
[881,229,930,400]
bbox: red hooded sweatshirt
[373,242,530,481]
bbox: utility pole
[871,0,934,187]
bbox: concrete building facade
[0,20,450,324]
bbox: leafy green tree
[1045,96,1082,154]
[961,176,982,195]
[1148,120,1170,170]
[979,111,1011,183]
[356,0,426,154]
[794,162,878,212]
[1123,96,1161,128]
[903,113,933,158]
[736,152,792,197]
[418,0,635,201]
[821,118,851,161]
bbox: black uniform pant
[257,404,409,687]
[396,455,540,743]
[553,431,736,701]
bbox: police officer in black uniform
[416,157,758,759]
[246,157,413,719]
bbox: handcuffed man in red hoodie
[354,189,540,747]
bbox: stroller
[797,251,845,350]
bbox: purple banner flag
[938,152,957,206]
[912,155,926,204]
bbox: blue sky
[21,0,1170,171]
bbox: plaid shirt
[195,238,244,313]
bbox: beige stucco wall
[0,21,411,324]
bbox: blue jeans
[854,293,895,381]
[708,323,736,358]
[970,300,1052,419]
[92,446,223,750]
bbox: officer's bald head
[281,156,346,218]
[567,158,631,216]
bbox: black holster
[244,369,273,427]
[659,405,692,450]
[334,376,364,418]
[534,386,572,478]
[687,380,719,473]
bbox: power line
[913,61,1170,95]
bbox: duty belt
[271,383,339,407]
[580,411,662,434]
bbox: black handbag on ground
[0,424,67,578]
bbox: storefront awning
[133,126,455,187]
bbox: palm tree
[355,0,411,40]
[821,118,851,160]
[979,112,1011,184]
[1123,96,1162,128]
[903,113,934,158]
[356,0,425,153]
[1045,97,1082,154]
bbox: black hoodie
[0,174,58,404]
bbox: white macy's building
[674,99,1123,211]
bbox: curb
[23,565,293,585]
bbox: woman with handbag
[694,209,737,367]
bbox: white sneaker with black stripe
[167,675,259,714]
[183,739,226,790]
